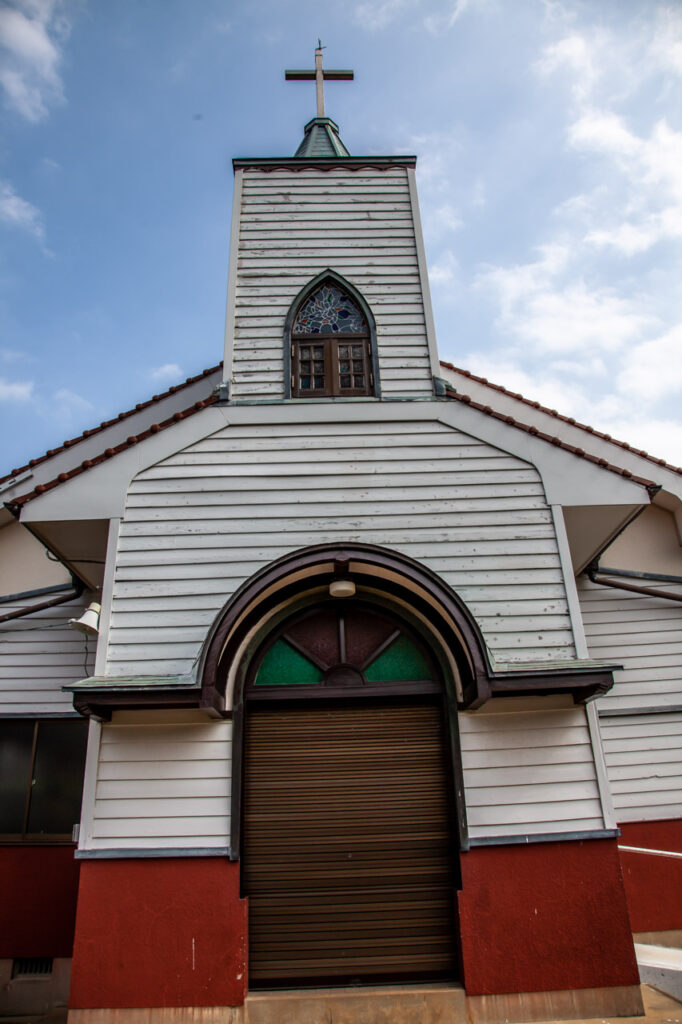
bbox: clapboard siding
[460,698,604,839]
[106,418,575,678]
[600,712,682,822]
[88,713,232,850]
[579,577,682,712]
[0,591,93,715]
[230,166,433,399]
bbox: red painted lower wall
[69,858,248,1009]
[458,838,639,996]
[618,819,682,932]
[0,845,80,958]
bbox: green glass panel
[255,638,323,686]
[365,634,432,682]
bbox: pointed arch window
[289,279,376,398]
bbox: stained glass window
[253,604,435,688]
[293,284,367,335]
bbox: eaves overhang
[442,361,682,481]
[232,155,417,171]
[0,364,222,492]
[5,393,219,516]
[64,675,213,722]
[65,656,619,721]
[444,388,659,495]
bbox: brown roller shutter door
[243,701,460,987]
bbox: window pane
[255,639,322,686]
[365,635,433,682]
[27,721,88,836]
[0,721,33,833]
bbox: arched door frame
[199,543,495,860]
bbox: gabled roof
[441,361,682,478]
[7,371,657,516]
[442,386,657,492]
[6,392,218,514]
[0,364,222,490]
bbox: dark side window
[0,719,88,842]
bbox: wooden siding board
[230,165,433,399]
[459,699,603,839]
[106,418,574,678]
[600,712,682,821]
[87,718,232,851]
[0,593,93,715]
[581,576,682,712]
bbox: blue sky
[1,0,682,471]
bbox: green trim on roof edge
[233,155,417,169]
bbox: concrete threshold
[244,982,467,1024]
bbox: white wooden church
[1,48,681,1024]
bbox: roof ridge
[443,386,657,491]
[0,363,223,488]
[6,393,219,513]
[440,361,682,477]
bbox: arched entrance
[242,600,460,986]
[198,544,485,990]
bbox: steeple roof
[294,116,350,158]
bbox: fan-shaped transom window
[249,602,438,695]
[290,282,374,398]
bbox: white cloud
[593,416,682,468]
[0,377,33,401]
[428,250,459,288]
[0,0,70,121]
[476,243,653,355]
[535,33,598,102]
[353,0,420,31]
[0,179,45,241]
[649,6,682,79]
[53,387,94,414]
[616,324,682,401]
[150,363,183,383]
[0,347,30,364]
[424,0,487,34]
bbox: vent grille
[12,957,53,978]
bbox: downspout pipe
[0,576,85,624]
[587,563,682,604]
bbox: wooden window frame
[291,333,373,398]
[284,271,381,400]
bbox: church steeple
[293,116,350,158]
[285,42,353,157]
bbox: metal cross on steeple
[285,41,353,118]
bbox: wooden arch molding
[282,269,381,398]
[199,541,617,720]
[199,542,491,717]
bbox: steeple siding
[224,163,437,401]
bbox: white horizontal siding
[600,712,682,822]
[460,697,604,839]
[107,417,575,679]
[0,592,93,715]
[231,166,433,399]
[88,713,232,849]
[579,576,682,712]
